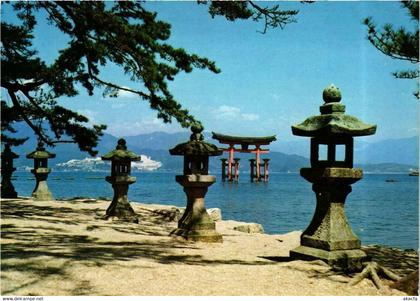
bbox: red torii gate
[212,132,277,182]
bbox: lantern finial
[116,138,127,150]
[322,84,342,103]
[37,141,45,151]
[292,84,376,137]
[190,123,204,141]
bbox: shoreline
[12,170,419,175]
[1,197,418,296]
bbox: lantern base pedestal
[1,167,18,198]
[104,176,138,223]
[1,190,18,199]
[290,245,367,271]
[32,184,53,201]
[1,181,18,198]
[171,175,223,243]
[291,167,366,270]
[104,200,139,223]
[171,227,223,243]
[31,169,54,201]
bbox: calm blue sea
[11,171,419,250]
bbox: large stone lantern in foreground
[1,144,19,198]
[169,124,223,242]
[26,142,56,201]
[289,84,376,269]
[102,139,141,223]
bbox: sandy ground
[1,197,418,296]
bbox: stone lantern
[26,141,56,201]
[289,84,376,270]
[169,124,223,242]
[101,138,140,223]
[1,144,19,198]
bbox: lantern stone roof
[211,132,277,145]
[1,144,19,159]
[292,84,377,137]
[101,139,141,161]
[26,142,56,159]
[170,124,222,156]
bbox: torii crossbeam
[212,132,277,182]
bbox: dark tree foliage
[364,0,419,99]
[1,1,301,155]
[203,0,299,34]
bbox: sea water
[11,171,419,250]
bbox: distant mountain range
[7,123,419,173]
[268,136,419,166]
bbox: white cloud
[212,105,259,121]
[118,87,138,98]
[106,117,183,136]
[241,113,259,121]
[214,105,241,118]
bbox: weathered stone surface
[290,179,367,270]
[26,142,56,160]
[290,245,366,272]
[292,84,377,137]
[233,223,264,234]
[207,208,222,221]
[26,143,55,202]
[301,167,363,182]
[101,140,140,223]
[1,144,19,198]
[289,85,377,271]
[178,207,222,222]
[169,124,222,157]
[323,84,342,103]
[101,138,141,161]
[292,114,377,137]
[1,181,18,198]
[171,175,222,243]
[299,182,361,250]
[31,169,54,201]
[104,175,138,223]
[169,125,222,242]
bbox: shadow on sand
[1,198,281,295]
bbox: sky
[2,1,419,143]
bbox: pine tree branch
[248,1,298,34]
[6,89,52,146]
[248,1,270,34]
[20,90,62,139]
[86,59,151,100]
[393,70,419,79]
[49,140,76,143]
[368,31,417,62]
[365,17,419,63]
